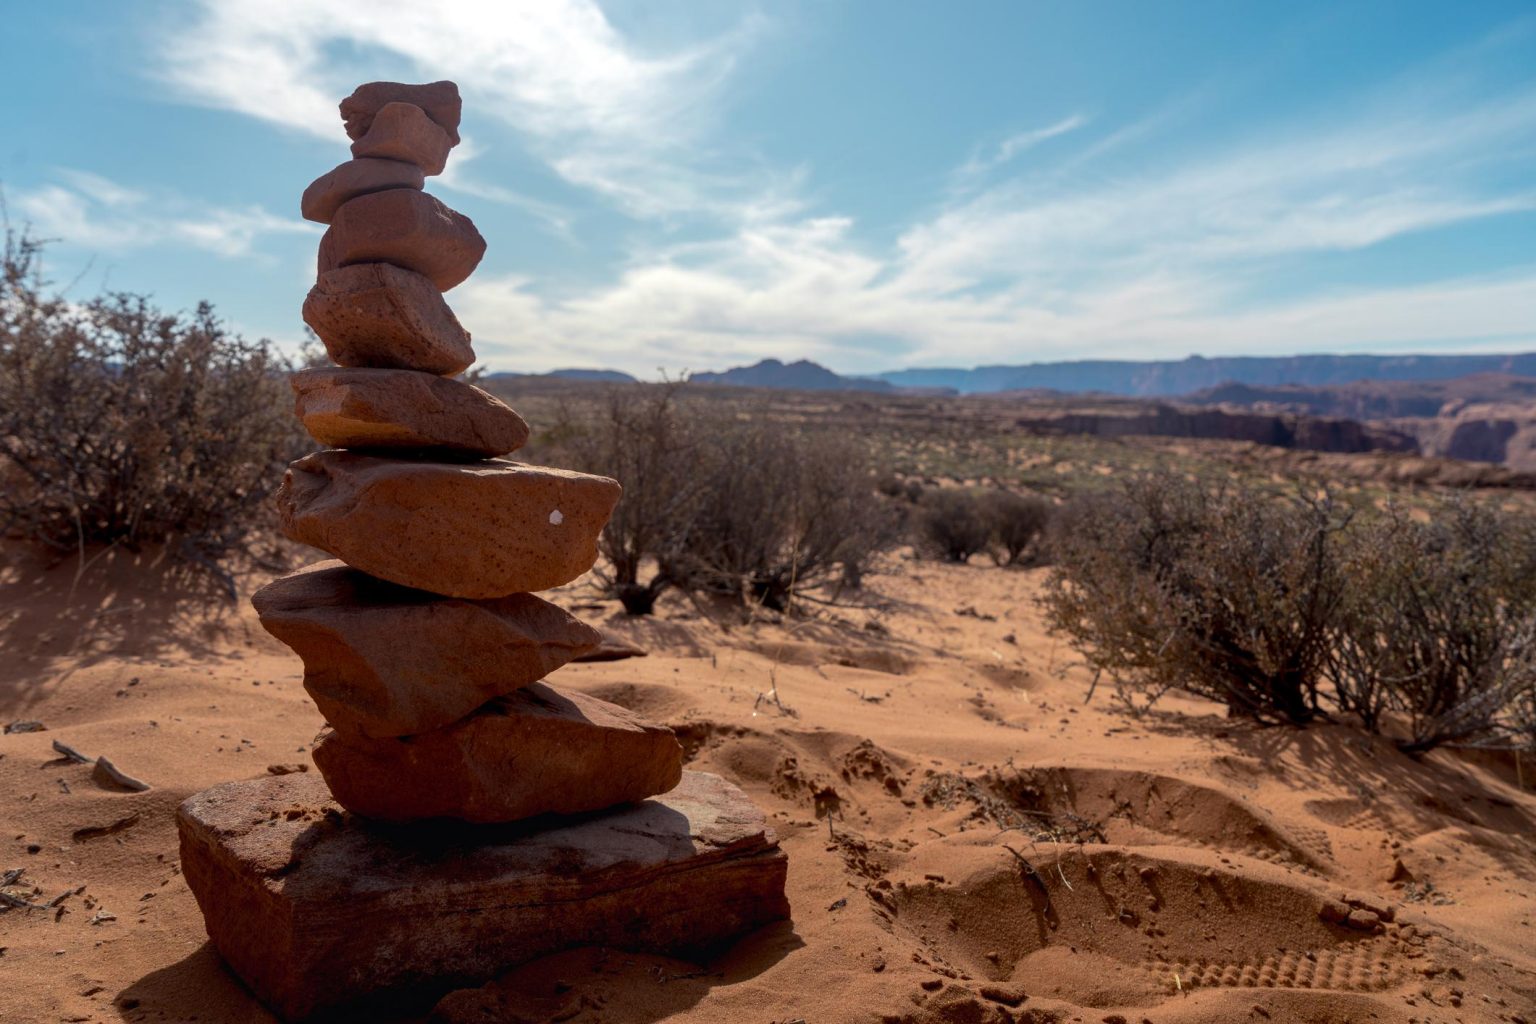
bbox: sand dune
[2,544,1533,1023]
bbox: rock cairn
[178,82,788,1022]
[255,80,685,822]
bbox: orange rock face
[301,157,424,224]
[318,189,486,292]
[350,101,454,176]
[311,682,684,823]
[177,770,788,1021]
[276,450,621,598]
[340,80,462,144]
[302,263,475,375]
[292,367,528,457]
[251,561,598,739]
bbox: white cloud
[15,171,317,258]
[953,114,1088,188]
[155,0,767,218]
[143,4,1536,373]
[450,71,1536,375]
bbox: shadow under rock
[429,923,805,1024]
[115,943,280,1024]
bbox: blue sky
[3,1,1535,376]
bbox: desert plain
[2,411,1533,1024]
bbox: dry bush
[551,394,901,615]
[984,489,1053,566]
[552,383,704,614]
[667,421,902,612]
[1332,500,1536,752]
[915,488,992,563]
[0,230,305,576]
[1041,476,1348,724]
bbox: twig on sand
[49,740,151,791]
[1000,843,1058,926]
[51,739,92,764]
[0,868,72,912]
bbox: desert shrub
[1041,476,1348,724]
[916,488,993,563]
[667,422,902,611]
[876,473,925,505]
[0,230,305,571]
[1331,500,1536,752]
[984,489,1053,566]
[553,384,704,614]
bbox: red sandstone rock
[341,80,462,145]
[350,102,454,176]
[318,190,486,292]
[178,770,787,1022]
[291,367,528,457]
[250,561,597,738]
[301,157,424,223]
[276,451,621,598]
[302,263,475,376]
[311,682,684,822]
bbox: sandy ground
[2,544,1533,1024]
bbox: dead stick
[51,739,92,764]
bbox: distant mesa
[482,368,639,384]
[547,367,639,383]
[691,357,893,392]
[875,352,1536,396]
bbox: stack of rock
[177,81,788,1023]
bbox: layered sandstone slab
[341,80,462,145]
[276,451,621,598]
[302,263,474,376]
[350,101,453,176]
[178,770,788,1022]
[251,561,597,738]
[312,682,684,822]
[291,367,529,457]
[318,190,486,292]
[301,157,424,223]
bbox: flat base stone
[178,770,789,1022]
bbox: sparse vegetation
[1042,474,1536,751]
[550,387,902,614]
[915,488,993,563]
[0,230,305,575]
[984,489,1053,566]
[1331,499,1536,752]
[1042,476,1347,725]
[553,383,702,614]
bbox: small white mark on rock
[549,509,564,526]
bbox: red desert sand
[2,546,1535,1022]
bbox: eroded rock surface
[251,561,597,738]
[178,770,787,1022]
[318,190,486,292]
[341,80,462,144]
[311,682,684,822]
[292,367,528,457]
[301,157,424,224]
[276,450,621,598]
[349,101,454,176]
[302,263,475,375]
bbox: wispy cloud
[141,5,1536,373]
[154,0,769,219]
[453,64,1536,374]
[953,114,1087,189]
[14,169,317,258]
